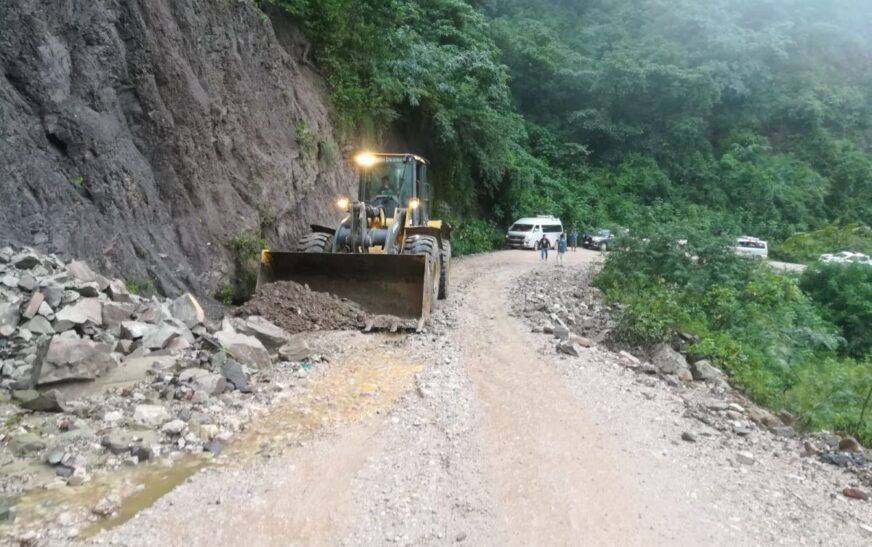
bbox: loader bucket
[257,251,435,320]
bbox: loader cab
[357,153,430,223]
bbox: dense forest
[265,0,872,440]
[263,0,872,247]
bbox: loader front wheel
[438,240,451,300]
[295,232,334,253]
[404,235,441,309]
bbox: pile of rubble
[0,245,322,503]
[509,264,619,355]
[510,261,872,490]
[236,280,367,334]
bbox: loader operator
[378,176,394,196]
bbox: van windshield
[510,224,533,232]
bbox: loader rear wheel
[438,240,451,300]
[295,232,333,253]
[404,235,441,308]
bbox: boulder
[132,405,171,428]
[9,433,46,456]
[42,285,64,308]
[677,369,694,383]
[746,406,783,428]
[14,388,65,412]
[139,302,171,324]
[0,247,11,263]
[170,294,205,328]
[278,335,311,361]
[102,303,134,330]
[179,368,227,395]
[735,451,756,465]
[33,336,116,385]
[12,252,40,269]
[120,321,156,340]
[839,436,863,453]
[22,316,55,335]
[76,282,101,297]
[650,343,690,376]
[552,326,571,341]
[17,274,38,292]
[690,359,722,381]
[107,280,132,303]
[22,292,45,320]
[557,341,582,357]
[221,360,250,392]
[0,300,20,333]
[1,274,19,288]
[241,316,290,349]
[55,298,102,326]
[570,335,593,347]
[215,331,270,366]
[161,419,187,435]
[141,325,182,350]
[67,261,97,283]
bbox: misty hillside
[280,0,872,246]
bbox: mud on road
[89,250,871,546]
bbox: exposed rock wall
[0,0,353,297]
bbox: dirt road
[96,250,870,546]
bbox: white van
[506,216,564,250]
[735,236,768,259]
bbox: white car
[506,216,564,250]
[735,236,768,259]
[819,251,872,265]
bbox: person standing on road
[557,233,568,266]
[538,234,550,261]
[569,229,578,252]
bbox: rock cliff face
[0,0,353,297]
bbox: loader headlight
[336,196,350,211]
[408,198,420,210]
[354,152,378,167]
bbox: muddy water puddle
[6,336,420,540]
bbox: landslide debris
[235,281,367,334]
[0,245,360,539]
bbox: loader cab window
[361,159,414,217]
[416,162,430,222]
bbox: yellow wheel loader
[257,152,452,328]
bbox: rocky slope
[0,0,353,297]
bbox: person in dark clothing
[539,234,550,261]
[569,229,578,252]
[557,233,568,265]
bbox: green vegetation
[775,224,872,263]
[264,0,872,246]
[126,278,155,297]
[449,218,504,256]
[800,263,872,359]
[595,224,872,442]
[70,175,84,186]
[224,228,267,304]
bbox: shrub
[451,219,505,256]
[800,263,872,359]
[225,229,267,304]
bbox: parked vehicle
[506,216,564,250]
[582,228,616,251]
[734,236,768,259]
[819,251,872,265]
